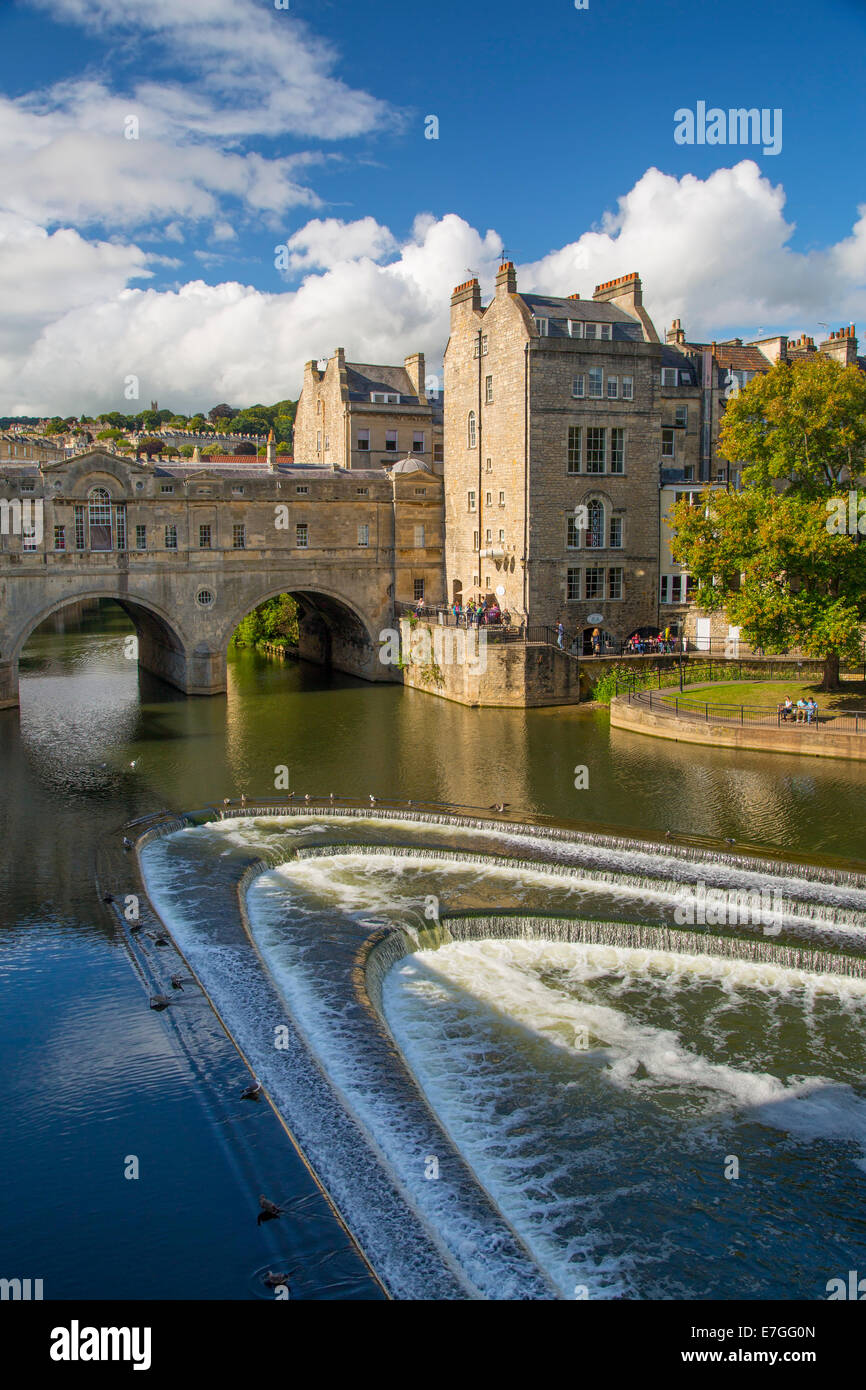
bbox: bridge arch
[221,582,384,681]
[3,588,195,709]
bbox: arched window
[586,499,604,548]
[468,411,476,449]
[87,486,113,551]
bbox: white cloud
[524,162,866,339]
[285,217,398,271]
[0,91,325,230]
[3,166,866,417]
[24,0,398,141]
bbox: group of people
[779,695,819,724]
[449,600,506,628]
[624,630,680,655]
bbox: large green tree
[671,356,866,690]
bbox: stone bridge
[0,448,444,710]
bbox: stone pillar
[0,659,19,710]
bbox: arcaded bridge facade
[0,447,445,709]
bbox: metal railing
[627,687,865,735]
[394,603,577,655]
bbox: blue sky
[0,0,864,413]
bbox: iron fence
[627,687,865,735]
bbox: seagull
[122,836,133,851]
[129,759,138,769]
[304,793,311,803]
[241,1080,263,1100]
[489,803,510,813]
[664,830,672,840]
[369,794,377,805]
[329,793,335,802]
[263,1270,291,1290]
[223,798,230,807]
[240,793,247,806]
[170,974,184,991]
[149,995,170,1011]
[724,837,736,845]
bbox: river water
[2,601,865,1299]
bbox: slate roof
[345,363,420,403]
[520,294,645,342]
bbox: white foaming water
[144,822,866,1299]
[382,939,866,1297]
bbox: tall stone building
[293,349,443,472]
[444,263,667,650]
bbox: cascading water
[138,808,866,1300]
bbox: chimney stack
[266,428,276,471]
[495,261,517,294]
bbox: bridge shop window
[415,524,425,548]
[135,524,147,550]
[609,516,623,548]
[357,429,370,451]
[296,485,309,494]
[232,486,245,496]
[54,525,65,552]
[566,567,580,600]
[233,524,246,550]
[160,484,174,494]
[165,524,178,550]
[385,430,398,452]
[88,487,113,551]
[413,579,425,601]
[608,566,623,600]
[115,504,127,551]
[356,487,369,495]
[198,524,212,549]
[358,523,369,547]
[413,431,426,451]
[295,522,308,549]
[195,588,215,608]
[621,376,634,400]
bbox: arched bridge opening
[224,587,385,684]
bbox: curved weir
[137,805,866,1300]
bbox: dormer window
[567,320,582,338]
[533,317,549,336]
[371,392,400,404]
[599,323,612,340]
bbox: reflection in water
[3,602,866,1298]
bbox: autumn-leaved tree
[670,355,866,690]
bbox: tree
[671,357,866,690]
[209,403,235,422]
[234,441,258,455]
[138,436,164,459]
[178,444,195,458]
[232,594,298,648]
[97,428,124,442]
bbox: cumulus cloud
[4,165,866,416]
[285,217,399,272]
[525,162,866,339]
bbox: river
[1,601,864,1299]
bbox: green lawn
[662,679,866,714]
